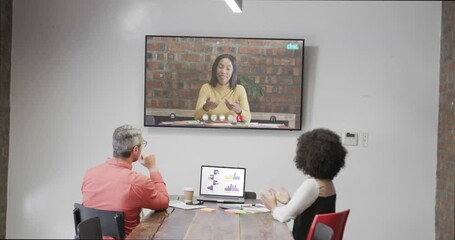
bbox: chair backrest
[77,217,103,240]
[73,203,125,240]
[306,209,350,240]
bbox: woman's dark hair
[209,54,238,89]
[294,128,347,180]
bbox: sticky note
[224,209,236,214]
[234,210,246,215]
[200,208,215,212]
[224,209,246,214]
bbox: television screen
[144,35,304,130]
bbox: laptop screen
[199,165,246,198]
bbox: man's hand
[140,154,159,172]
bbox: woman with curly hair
[260,128,347,240]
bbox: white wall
[8,0,441,239]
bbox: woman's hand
[260,191,277,211]
[225,99,242,114]
[271,187,291,204]
[203,97,219,111]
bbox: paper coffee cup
[183,187,194,203]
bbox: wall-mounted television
[144,35,304,130]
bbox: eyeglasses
[139,140,147,148]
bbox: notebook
[196,165,246,203]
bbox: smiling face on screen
[216,58,233,86]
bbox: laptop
[196,165,246,203]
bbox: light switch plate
[343,132,358,146]
[362,133,369,147]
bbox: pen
[240,204,254,207]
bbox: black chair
[76,217,102,240]
[73,203,125,240]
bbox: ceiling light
[224,0,242,13]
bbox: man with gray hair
[81,124,169,237]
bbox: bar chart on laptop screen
[200,166,245,197]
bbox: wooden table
[127,199,294,240]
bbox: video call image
[144,35,304,130]
[200,167,245,197]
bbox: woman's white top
[272,178,319,223]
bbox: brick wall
[0,0,12,238]
[436,2,455,240]
[145,36,303,126]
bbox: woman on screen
[260,128,347,240]
[194,54,251,123]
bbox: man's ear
[133,145,140,153]
[131,145,141,162]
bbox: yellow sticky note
[200,208,216,212]
[224,209,246,214]
[234,210,246,215]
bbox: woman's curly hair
[294,128,347,180]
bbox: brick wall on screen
[437,2,455,240]
[145,37,303,124]
[0,0,12,238]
